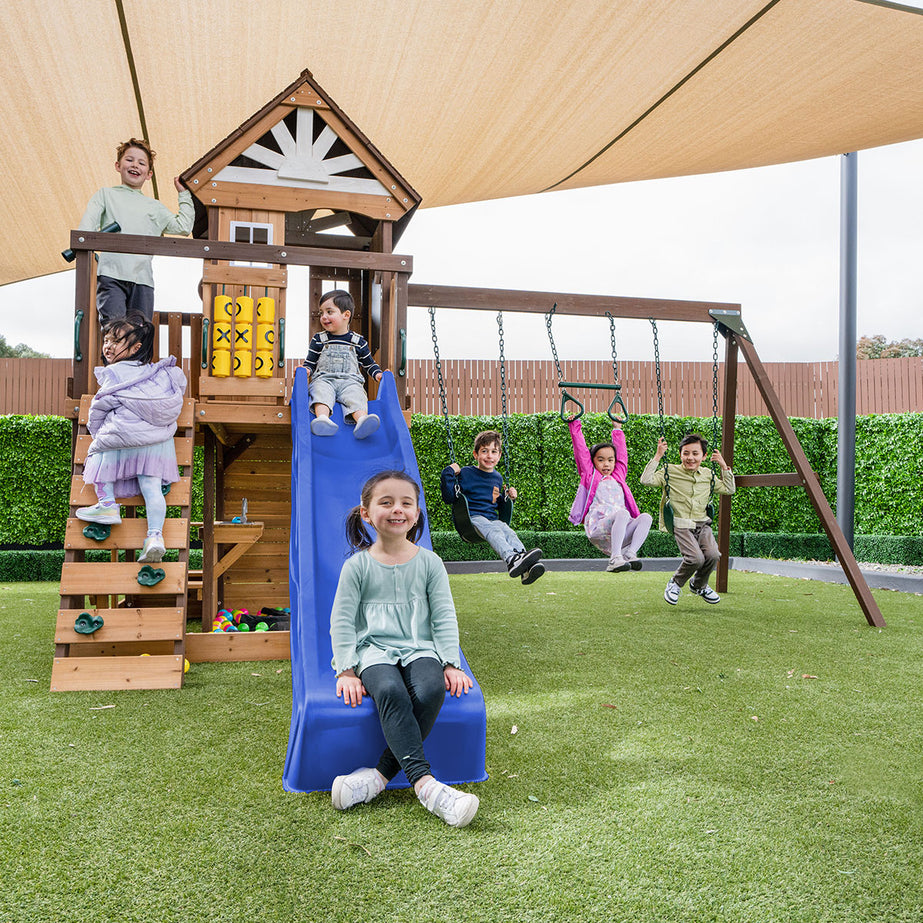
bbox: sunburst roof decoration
[182,70,420,238]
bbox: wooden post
[202,427,217,624]
[394,271,409,409]
[735,336,885,627]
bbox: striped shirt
[303,331,382,378]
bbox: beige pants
[672,522,720,588]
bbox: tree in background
[0,334,49,358]
[856,335,923,359]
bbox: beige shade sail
[1,0,922,285]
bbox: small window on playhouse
[230,221,273,268]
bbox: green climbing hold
[137,565,166,586]
[82,523,111,542]
[74,612,104,634]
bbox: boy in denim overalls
[304,290,383,439]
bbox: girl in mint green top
[327,471,480,827]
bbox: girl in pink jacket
[568,419,652,572]
[76,314,186,563]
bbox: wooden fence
[2,356,921,419]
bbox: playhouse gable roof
[181,70,420,226]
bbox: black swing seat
[661,499,715,535]
[451,486,514,545]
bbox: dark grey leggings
[360,657,446,786]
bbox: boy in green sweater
[79,137,194,325]
[641,433,735,605]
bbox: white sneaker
[691,583,721,604]
[75,502,121,525]
[311,416,338,436]
[331,767,385,810]
[606,555,630,573]
[664,580,681,605]
[138,532,166,563]
[418,778,479,827]
[353,413,380,440]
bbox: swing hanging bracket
[708,309,752,343]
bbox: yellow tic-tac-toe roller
[213,322,232,351]
[234,324,253,349]
[257,297,275,323]
[235,296,254,323]
[233,351,253,377]
[214,295,233,322]
[255,351,274,378]
[257,324,275,348]
[211,350,231,377]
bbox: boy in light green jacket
[641,433,735,606]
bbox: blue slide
[282,368,488,793]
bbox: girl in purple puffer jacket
[568,418,653,573]
[76,314,186,563]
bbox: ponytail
[345,506,374,552]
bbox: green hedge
[3,410,922,547]
[0,548,205,582]
[3,533,919,581]
[0,415,204,546]
[413,410,923,537]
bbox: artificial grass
[2,574,923,922]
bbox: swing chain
[606,311,620,388]
[545,302,564,382]
[649,318,670,498]
[496,312,511,482]
[428,307,455,463]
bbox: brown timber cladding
[2,357,922,419]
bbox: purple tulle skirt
[83,438,179,499]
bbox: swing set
[412,282,885,629]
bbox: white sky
[2,138,920,364]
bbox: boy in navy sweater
[440,430,544,584]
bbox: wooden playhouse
[53,70,420,690]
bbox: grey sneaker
[311,416,338,436]
[138,532,166,563]
[331,767,385,810]
[664,580,681,605]
[418,779,479,828]
[75,502,121,525]
[353,413,380,440]
[691,583,721,604]
[624,553,643,571]
[606,555,630,573]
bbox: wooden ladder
[51,397,195,691]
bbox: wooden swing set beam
[408,283,736,324]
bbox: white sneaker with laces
[331,767,386,810]
[418,778,479,827]
[664,580,681,605]
[75,502,121,525]
[691,583,721,604]
[138,532,166,564]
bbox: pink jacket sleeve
[568,418,593,484]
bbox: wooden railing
[2,356,921,419]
